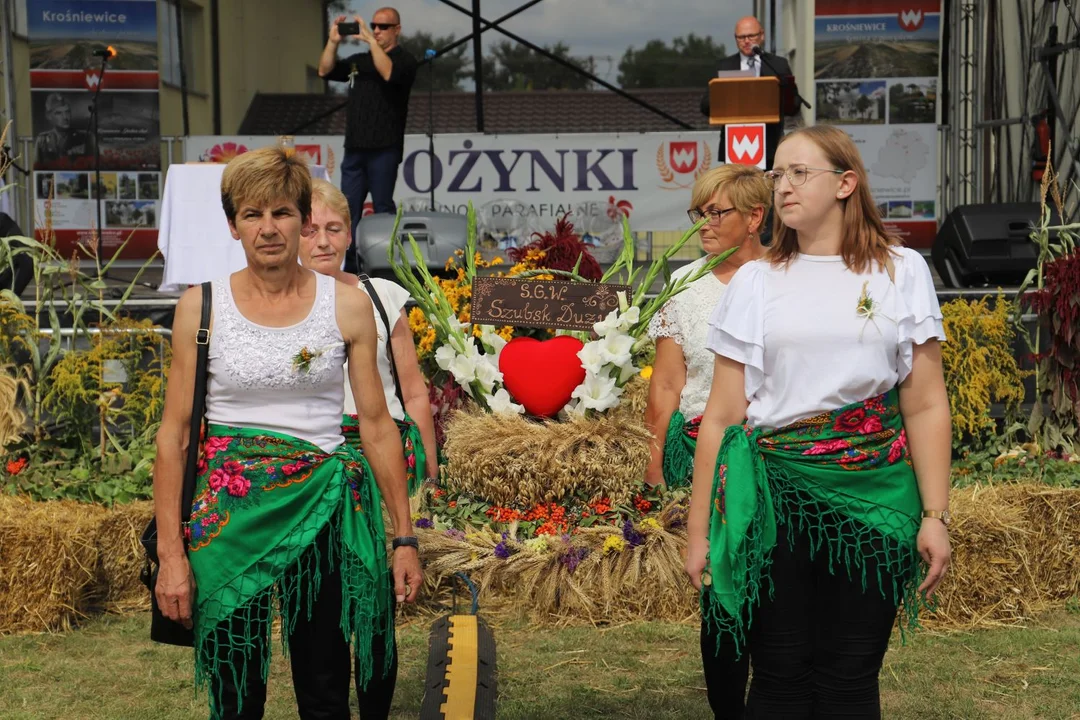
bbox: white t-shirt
[647,257,728,418]
[705,247,945,429]
[343,277,413,420]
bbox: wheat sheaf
[656,144,676,184]
[695,143,712,179]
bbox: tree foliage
[617,34,727,89]
[483,41,594,91]
[400,32,471,91]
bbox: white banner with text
[183,132,722,245]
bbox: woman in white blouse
[299,179,439,491]
[687,125,952,717]
[645,164,771,492]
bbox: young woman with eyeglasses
[686,125,952,717]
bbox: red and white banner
[29,0,161,259]
[725,124,767,168]
[814,0,943,248]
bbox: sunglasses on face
[371,23,398,30]
[735,32,764,41]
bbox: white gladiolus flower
[571,373,623,412]
[618,362,639,385]
[480,326,508,356]
[593,309,621,337]
[474,356,503,394]
[617,305,640,330]
[448,353,478,386]
[488,387,524,415]
[577,341,607,375]
[434,344,457,371]
[598,332,634,368]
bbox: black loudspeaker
[931,203,1059,288]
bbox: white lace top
[647,257,728,418]
[343,277,412,420]
[705,247,945,429]
[204,272,347,453]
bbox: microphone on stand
[425,49,437,212]
[749,44,810,112]
[92,46,117,60]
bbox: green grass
[1,610,1079,719]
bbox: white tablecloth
[158,163,330,293]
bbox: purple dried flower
[622,519,645,547]
[445,528,466,541]
[416,517,434,529]
[494,541,511,559]
[559,546,589,573]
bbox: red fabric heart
[499,336,586,417]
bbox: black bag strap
[360,275,405,409]
[180,281,212,525]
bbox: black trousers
[211,533,398,720]
[701,622,750,719]
[743,520,902,719]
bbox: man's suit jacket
[700,52,797,169]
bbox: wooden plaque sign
[470,277,631,332]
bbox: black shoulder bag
[139,281,212,646]
[360,276,405,409]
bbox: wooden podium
[708,76,780,125]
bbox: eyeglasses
[371,23,399,30]
[764,164,845,189]
[735,32,764,41]
[687,206,736,224]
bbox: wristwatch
[392,535,419,550]
[921,509,951,527]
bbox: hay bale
[0,496,107,633]
[0,366,27,449]
[931,483,1080,628]
[442,404,651,506]
[412,484,1080,630]
[95,501,154,611]
[415,505,697,624]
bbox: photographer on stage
[319,7,417,272]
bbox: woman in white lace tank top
[298,179,439,493]
[645,165,771,490]
[152,147,421,719]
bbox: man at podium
[700,16,797,170]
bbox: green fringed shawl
[662,410,701,489]
[701,389,927,652]
[342,413,426,495]
[186,425,393,714]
